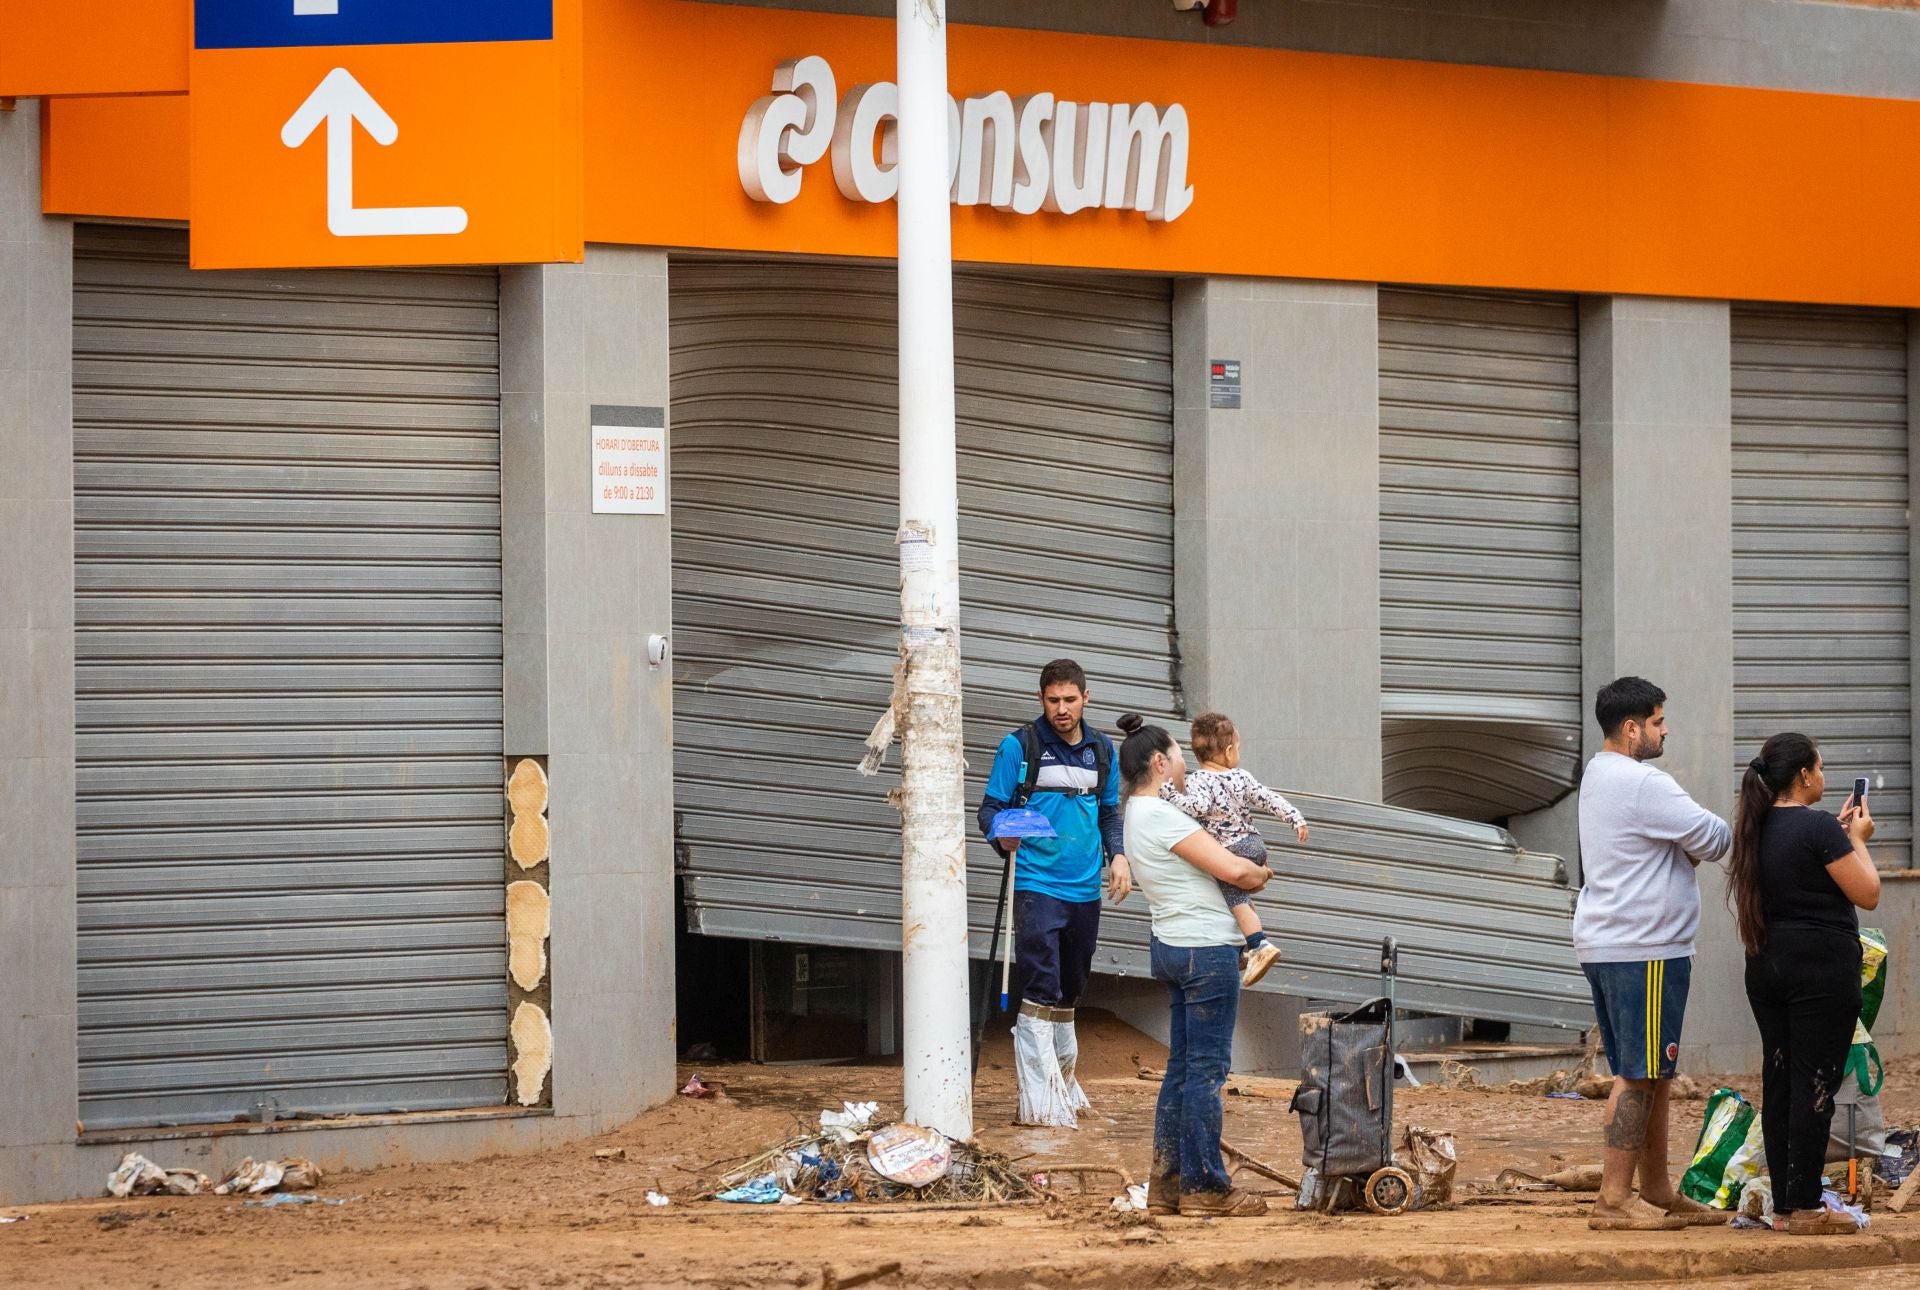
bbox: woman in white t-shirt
[1115,712,1271,1219]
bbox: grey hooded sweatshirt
[1573,751,1732,963]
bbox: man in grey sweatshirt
[1575,676,1732,1232]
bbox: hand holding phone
[1840,777,1875,843]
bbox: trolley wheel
[1362,1166,1414,1216]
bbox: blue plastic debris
[715,1174,787,1204]
[243,1193,347,1208]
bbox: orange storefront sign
[31,0,1920,305]
[191,38,584,269]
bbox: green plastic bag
[1860,928,1889,1033]
[1846,929,1890,1097]
[1681,1087,1765,1209]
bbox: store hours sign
[591,406,667,516]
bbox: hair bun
[1748,757,1767,774]
[1116,713,1145,736]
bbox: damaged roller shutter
[1733,303,1912,869]
[1379,287,1582,822]
[670,261,1590,1030]
[73,226,509,1130]
[670,261,1182,949]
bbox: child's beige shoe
[1241,942,1281,988]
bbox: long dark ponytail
[1728,732,1819,955]
[1116,713,1174,792]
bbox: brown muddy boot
[1588,1195,1687,1231]
[1177,1188,1268,1218]
[1785,1207,1863,1235]
[1146,1175,1179,1216]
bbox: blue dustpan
[988,807,1057,841]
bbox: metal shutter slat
[1380,286,1582,822]
[1733,302,1912,870]
[73,225,509,1130]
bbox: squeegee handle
[1000,850,1018,1009]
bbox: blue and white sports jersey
[980,719,1122,904]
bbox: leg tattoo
[1606,1086,1654,1151]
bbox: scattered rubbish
[680,1075,718,1099]
[0,1213,27,1224]
[1109,1183,1148,1212]
[1889,1161,1920,1214]
[1120,1226,1163,1244]
[1493,1164,1604,1193]
[594,1148,627,1161]
[243,1194,346,1209]
[866,1123,953,1187]
[1739,1176,1774,1224]
[1730,1213,1770,1230]
[1396,1127,1457,1209]
[819,1260,902,1290]
[1546,1091,1582,1100]
[1135,1067,1162,1082]
[716,1174,787,1204]
[820,1101,880,1143]
[215,1157,323,1196]
[1877,1128,1919,1187]
[1220,1140,1301,1191]
[1542,1165,1603,1192]
[107,1155,214,1198]
[1680,1088,1764,1210]
[704,1104,1040,1206]
[645,1190,671,1208]
[1036,1163,1137,1198]
[1492,1168,1552,1192]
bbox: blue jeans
[1149,936,1241,1195]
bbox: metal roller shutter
[1379,287,1581,822]
[1733,303,1911,870]
[74,226,509,1130]
[670,259,1183,952]
[670,261,1590,1029]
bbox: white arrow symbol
[281,68,468,238]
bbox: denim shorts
[1582,955,1691,1080]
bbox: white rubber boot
[1052,1007,1092,1114]
[1013,1004,1078,1128]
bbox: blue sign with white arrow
[196,0,554,51]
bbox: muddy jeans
[1746,925,1862,1213]
[1149,937,1240,1195]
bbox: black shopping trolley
[1289,937,1416,1215]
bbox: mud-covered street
[8,1014,1919,1289]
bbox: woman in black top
[1728,733,1880,1235]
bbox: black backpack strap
[1011,723,1043,808]
[1092,734,1112,801]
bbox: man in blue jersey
[977,658,1130,1128]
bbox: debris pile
[106,1153,322,1200]
[703,1102,1042,1206]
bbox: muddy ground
[7,1011,1920,1289]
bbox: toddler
[1160,711,1308,988]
